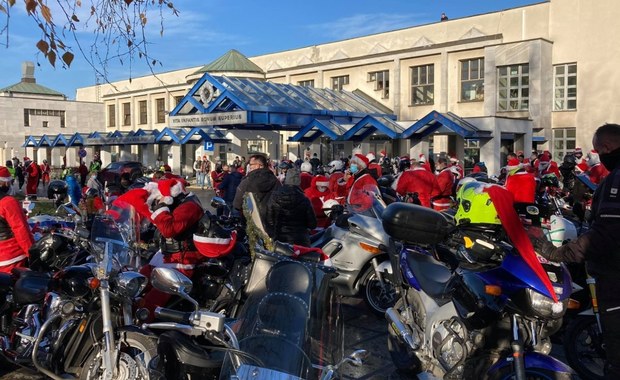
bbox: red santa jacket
[505,171,537,204]
[328,171,347,198]
[576,158,588,173]
[433,167,455,210]
[304,176,336,228]
[300,172,313,191]
[368,163,383,178]
[396,168,440,208]
[588,163,609,185]
[0,195,34,272]
[345,172,378,212]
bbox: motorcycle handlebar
[154,307,192,324]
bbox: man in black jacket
[529,123,620,379]
[233,154,281,227]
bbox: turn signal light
[484,285,502,296]
[78,319,87,334]
[567,298,581,310]
[88,277,100,290]
[359,242,382,254]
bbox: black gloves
[527,227,559,261]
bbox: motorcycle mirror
[210,197,227,209]
[150,267,199,310]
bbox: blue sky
[0,0,540,99]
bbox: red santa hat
[0,167,11,183]
[157,179,187,205]
[539,153,551,163]
[23,156,30,161]
[315,175,329,188]
[574,147,583,154]
[380,150,386,157]
[418,154,427,163]
[194,230,238,258]
[449,156,459,163]
[162,164,172,172]
[350,153,370,169]
[506,158,522,171]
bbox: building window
[368,70,389,99]
[175,96,184,106]
[554,63,577,111]
[461,58,484,101]
[411,64,434,105]
[497,64,529,111]
[298,80,314,87]
[247,139,268,154]
[139,100,147,125]
[553,128,576,161]
[108,105,116,128]
[122,102,131,126]
[156,98,166,123]
[331,75,349,91]
[42,121,48,128]
[24,109,29,127]
[60,111,65,128]
[218,144,227,161]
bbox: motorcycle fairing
[346,213,389,245]
[486,351,575,377]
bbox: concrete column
[409,139,430,160]
[170,145,181,173]
[35,148,48,164]
[26,147,35,161]
[514,133,532,157]
[100,148,112,167]
[66,147,78,168]
[120,145,132,161]
[393,58,401,117]
[142,144,155,169]
[317,70,323,88]
[51,147,64,168]
[440,51,449,113]
[433,135,449,157]
[479,136,501,176]
[454,136,465,162]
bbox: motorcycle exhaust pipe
[385,307,419,350]
[31,312,78,380]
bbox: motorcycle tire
[79,330,157,380]
[563,315,605,380]
[386,298,424,374]
[487,367,573,380]
[361,264,397,317]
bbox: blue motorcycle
[382,202,575,380]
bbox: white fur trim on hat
[151,206,169,220]
[316,181,329,187]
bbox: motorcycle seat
[406,250,453,301]
[13,270,51,305]
[159,330,224,369]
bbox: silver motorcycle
[311,184,396,315]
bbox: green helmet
[454,181,501,226]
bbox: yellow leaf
[40,4,52,23]
[36,39,49,55]
[76,0,81,6]
[8,0,15,6]
[62,52,74,67]
[48,50,56,67]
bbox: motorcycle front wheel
[563,315,605,380]
[79,330,157,380]
[361,265,397,316]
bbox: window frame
[298,80,315,88]
[460,58,484,102]
[368,70,389,99]
[156,98,166,124]
[552,128,576,161]
[138,100,147,125]
[497,64,529,111]
[410,64,435,106]
[331,75,349,91]
[122,102,131,126]
[553,63,577,111]
[108,104,116,128]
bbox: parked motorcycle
[311,184,396,316]
[382,201,575,379]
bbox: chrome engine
[430,317,470,378]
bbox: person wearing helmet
[559,153,577,192]
[65,169,82,206]
[277,160,293,184]
[344,154,378,210]
[327,159,347,197]
[305,175,337,228]
[537,152,562,184]
[310,153,322,173]
[300,160,314,191]
[0,166,34,273]
[529,123,620,379]
[395,159,440,208]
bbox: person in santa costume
[418,153,432,172]
[23,157,40,199]
[327,159,347,198]
[140,179,206,319]
[344,153,378,212]
[304,174,337,228]
[366,152,383,179]
[449,156,464,179]
[537,152,562,181]
[587,150,610,185]
[396,159,440,208]
[433,157,455,211]
[504,157,537,204]
[0,166,34,273]
[574,147,589,173]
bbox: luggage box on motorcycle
[381,203,449,245]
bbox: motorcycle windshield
[347,184,386,218]
[90,202,138,271]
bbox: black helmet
[28,232,76,271]
[399,158,411,172]
[563,153,577,166]
[47,180,68,199]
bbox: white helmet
[301,161,313,173]
[328,160,344,173]
[323,199,341,218]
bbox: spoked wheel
[564,315,605,380]
[79,330,157,380]
[361,266,397,316]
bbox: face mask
[350,164,359,174]
[599,147,620,171]
[317,186,327,193]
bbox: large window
[298,80,314,87]
[156,98,166,123]
[174,96,184,106]
[553,128,576,161]
[247,139,268,154]
[554,63,577,111]
[411,64,434,105]
[138,100,147,125]
[497,64,529,111]
[122,102,131,126]
[108,105,116,127]
[368,70,389,99]
[461,58,484,101]
[23,108,66,128]
[331,75,349,91]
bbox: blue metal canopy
[289,119,349,142]
[168,73,396,131]
[341,115,405,141]
[179,127,230,144]
[400,111,492,140]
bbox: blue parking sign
[204,141,214,152]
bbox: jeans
[204,172,212,188]
[196,172,205,187]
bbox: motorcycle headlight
[525,288,567,318]
[114,272,147,298]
